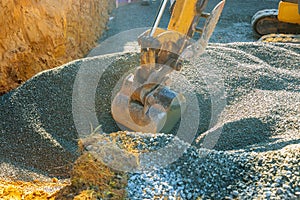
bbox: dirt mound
[0,0,114,95]
[0,179,66,200]
[56,152,127,200]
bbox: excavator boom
[111,0,225,133]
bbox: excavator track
[259,33,300,43]
[251,9,300,36]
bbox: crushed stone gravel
[1,42,299,199]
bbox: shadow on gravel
[196,117,280,151]
[197,117,300,153]
[212,118,275,151]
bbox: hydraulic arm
[111,0,225,133]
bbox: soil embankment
[0,0,114,95]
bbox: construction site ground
[1,0,299,199]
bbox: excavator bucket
[111,0,225,133]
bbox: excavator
[111,0,225,133]
[251,0,300,43]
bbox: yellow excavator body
[278,1,300,24]
[251,0,300,42]
[168,0,199,35]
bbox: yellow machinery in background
[278,0,300,24]
[251,0,300,43]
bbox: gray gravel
[80,129,300,199]
[126,143,300,199]
[1,0,300,199]
[1,42,299,199]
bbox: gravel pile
[126,138,300,199]
[80,131,299,199]
[125,138,251,199]
[1,42,299,199]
